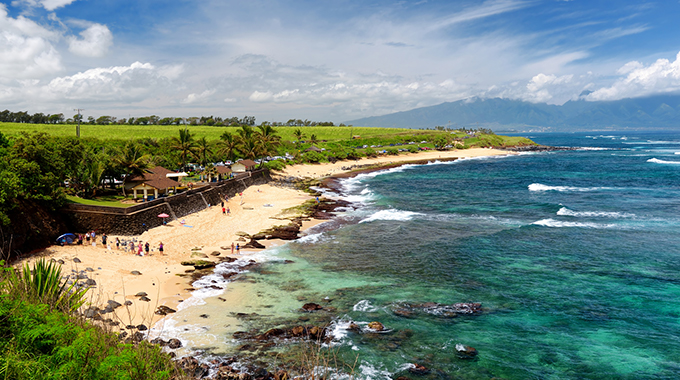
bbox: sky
[1,0,680,123]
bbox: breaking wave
[557,207,635,218]
[647,158,680,165]
[528,183,613,192]
[532,219,619,229]
[359,209,424,223]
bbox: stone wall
[62,169,272,236]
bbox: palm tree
[111,142,151,197]
[239,138,260,160]
[309,134,319,145]
[170,128,197,171]
[256,125,281,165]
[195,137,212,168]
[218,131,238,163]
[293,128,305,142]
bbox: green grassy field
[0,122,431,142]
[65,195,133,208]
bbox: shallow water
[158,131,680,379]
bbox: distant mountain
[344,95,680,131]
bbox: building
[124,166,182,200]
[231,159,257,173]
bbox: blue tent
[56,233,76,244]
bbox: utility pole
[74,108,84,137]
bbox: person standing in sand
[137,242,143,256]
[144,242,150,256]
[222,206,226,215]
[159,242,164,255]
[231,242,235,254]
[236,243,240,254]
[116,237,120,250]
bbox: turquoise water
[164,131,680,379]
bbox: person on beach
[137,242,143,256]
[227,207,230,215]
[236,243,240,254]
[116,237,120,250]
[159,242,164,255]
[129,241,134,253]
[144,242,150,256]
[86,233,90,243]
[221,200,224,208]
[231,242,235,254]
[102,233,107,247]
[77,234,83,245]
[222,206,226,215]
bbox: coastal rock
[302,303,323,312]
[243,238,265,249]
[85,267,94,272]
[155,305,176,315]
[347,323,361,332]
[73,258,81,263]
[150,337,167,346]
[367,322,385,331]
[136,324,147,331]
[181,260,216,270]
[262,223,300,240]
[455,344,478,359]
[130,270,142,276]
[210,251,221,256]
[167,338,183,349]
[107,300,122,309]
[85,278,96,286]
[124,300,132,306]
[135,291,148,297]
[139,296,151,302]
[409,363,430,375]
[191,252,209,258]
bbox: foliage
[263,159,288,171]
[170,129,197,171]
[303,151,325,163]
[0,297,179,380]
[4,258,88,312]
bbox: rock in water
[367,321,385,331]
[167,338,182,349]
[455,344,478,359]
[302,303,323,311]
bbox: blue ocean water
[166,131,680,379]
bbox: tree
[111,142,151,197]
[255,125,281,167]
[218,132,238,163]
[195,137,212,167]
[170,128,197,171]
[293,128,305,142]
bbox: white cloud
[587,51,680,101]
[0,5,62,80]
[68,23,112,57]
[11,0,77,11]
[181,89,216,104]
[44,61,178,101]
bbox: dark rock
[409,363,430,375]
[150,337,167,346]
[199,314,209,318]
[210,251,221,256]
[347,323,361,332]
[102,305,114,314]
[83,307,100,318]
[155,305,176,315]
[131,332,145,343]
[85,267,94,272]
[85,278,96,286]
[126,325,136,330]
[76,274,88,279]
[168,338,182,349]
[139,296,151,302]
[130,270,142,276]
[284,260,295,264]
[135,291,148,297]
[243,238,265,249]
[455,344,478,359]
[262,223,300,240]
[302,303,323,311]
[73,257,81,263]
[256,328,285,340]
[136,324,147,331]
[367,321,385,331]
[124,300,132,306]
[107,300,122,309]
[57,259,65,264]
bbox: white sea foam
[296,232,326,244]
[359,209,423,223]
[648,158,680,165]
[578,147,612,151]
[623,140,680,145]
[532,218,619,229]
[528,183,613,192]
[353,299,379,312]
[557,207,636,218]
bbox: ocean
[156,131,680,380]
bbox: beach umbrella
[157,213,170,218]
[56,233,76,244]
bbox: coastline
[19,148,514,332]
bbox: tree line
[0,109,347,127]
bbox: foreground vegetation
[0,259,182,380]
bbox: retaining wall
[62,169,272,235]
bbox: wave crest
[532,218,619,229]
[557,207,635,218]
[359,209,423,223]
[529,183,612,192]
[647,158,680,165]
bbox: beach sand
[19,148,513,329]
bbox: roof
[236,159,257,167]
[215,166,232,174]
[305,145,323,152]
[126,165,181,189]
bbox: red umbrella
[158,213,170,218]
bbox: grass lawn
[65,195,134,208]
[0,122,432,142]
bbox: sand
[18,147,513,328]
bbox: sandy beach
[18,148,513,329]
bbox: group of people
[75,231,101,247]
[117,239,164,256]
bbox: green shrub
[385,148,399,155]
[364,148,378,158]
[264,159,287,171]
[303,151,325,163]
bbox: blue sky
[1,0,680,122]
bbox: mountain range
[345,94,680,131]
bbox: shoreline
[19,148,513,332]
